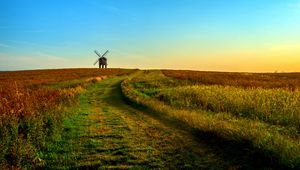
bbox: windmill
[94,50,109,68]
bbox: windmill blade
[94,50,102,57]
[102,50,109,58]
[93,59,99,65]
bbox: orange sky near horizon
[1,0,300,72]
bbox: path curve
[43,75,267,169]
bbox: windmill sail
[93,59,99,65]
[102,50,109,58]
[94,50,102,57]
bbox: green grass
[0,69,139,169]
[4,69,299,169]
[121,70,300,169]
[40,75,226,169]
[157,85,300,131]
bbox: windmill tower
[93,50,109,68]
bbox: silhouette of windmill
[93,50,109,68]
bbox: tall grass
[0,83,74,168]
[158,85,300,130]
[0,68,136,169]
[121,70,300,169]
[163,70,300,89]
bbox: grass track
[41,76,220,169]
[41,74,282,169]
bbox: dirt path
[43,75,265,169]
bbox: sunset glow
[1,0,300,72]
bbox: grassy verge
[158,85,300,134]
[121,70,300,169]
[0,77,106,169]
[0,69,136,169]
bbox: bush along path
[39,74,279,169]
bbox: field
[163,70,300,89]
[0,68,135,169]
[122,70,300,169]
[1,68,300,169]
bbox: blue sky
[1,0,300,71]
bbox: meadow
[0,68,135,169]
[121,70,300,169]
[1,68,300,169]
[163,70,300,89]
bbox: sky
[1,0,300,72]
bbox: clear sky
[1,0,300,72]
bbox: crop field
[1,68,299,169]
[122,70,300,169]
[0,68,135,169]
[163,70,300,89]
